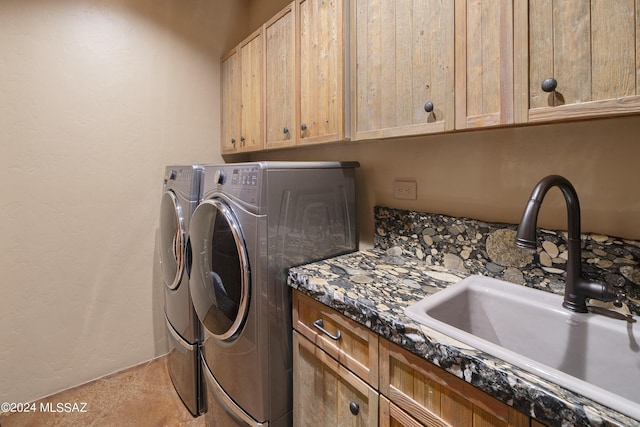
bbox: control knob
[214,170,226,185]
[164,169,177,183]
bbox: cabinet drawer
[293,291,379,388]
[380,339,529,427]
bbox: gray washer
[189,162,358,427]
[159,165,204,416]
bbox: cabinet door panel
[293,332,378,427]
[239,30,263,152]
[524,0,640,122]
[526,0,553,110]
[455,0,514,129]
[264,3,296,149]
[298,0,345,144]
[591,0,636,99]
[352,0,454,140]
[529,0,592,107]
[221,49,241,153]
[552,0,591,105]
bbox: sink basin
[405,275,640,421]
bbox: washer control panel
[229,167,258,187]
[208,165,262,207]
[163,166,203,205]
[165,167,196,185]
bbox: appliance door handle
[313,319,341,341]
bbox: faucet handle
[613,290,627,308]
[598,282,627,308]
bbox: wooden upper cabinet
[221,29,263,154]
[239,29,263,152]
[221,48,241,154]
[455,0,514,129]
[515,0,640,123]
[298,0,347,144]
[264,2,297,149]
[351,0,455,140]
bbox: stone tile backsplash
[373,206,640,316]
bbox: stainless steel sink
[404,275,640,420]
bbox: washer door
[190,198,250,342]
[159,191,185,290]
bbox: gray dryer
[189,162,358,427]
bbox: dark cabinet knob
[541,78,558,92]
[240,136,246,142]
[424,101,434,113]
[231,138,236,145]
[349,402,359,416]
[283,127,289,134]
[300,123,307,131]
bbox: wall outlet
[393,180,417,200]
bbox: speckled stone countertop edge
[287,248,640,427]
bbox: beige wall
[0,0,247,403]
[243,116,640,247]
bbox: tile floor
[0,356,204,427]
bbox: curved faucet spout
[515,175,581,246]
[515,175,625,313]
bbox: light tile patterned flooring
[0,356,204,427]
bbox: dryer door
[159,190,185,290]
[190,198,250,342]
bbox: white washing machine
[189,162,358,427]
[159,165,205,416]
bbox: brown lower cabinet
[293,290,543,427]
[294,332,379,426]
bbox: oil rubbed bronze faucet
[515,175,626,313]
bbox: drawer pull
[312,319,341,341]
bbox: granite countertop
[287,207,640,427]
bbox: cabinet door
[351,0,455,140]
[294,332,378,427]
[264,2,297,149]
[239,29,263,152]
[380,395,433,427]
[455,0,514,129]
[298,0,346,144]
[380,339,530,427]
[221,48,241,154]
[516,0,640,123]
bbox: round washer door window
[189,199,250,341]
[159,191,185,290]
